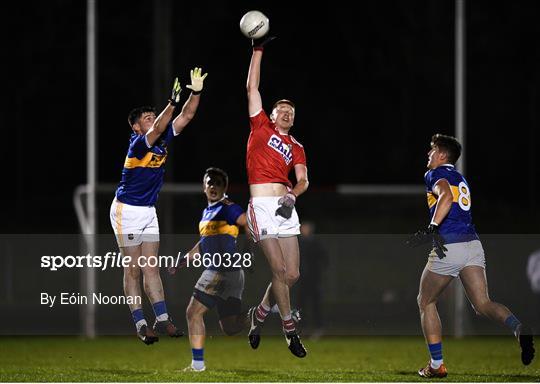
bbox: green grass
[0,336,538,382]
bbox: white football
[239,10,269,39]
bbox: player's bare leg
[140,241,163,302]
[259,237,301,322]
[259,283,301,324]
[260,282,275,309]
[417,266,453,343]
[417,266,453,377]
[140,241,182,338]
[121,244,158,345]
[460,266,511,323]
[460,265,535,365]
[122,245,143,310]
[259,236,300,307]
[248,238,289,350]
[185,297,208,371]
[277,236,300,288]
[249,236,306,357]
[260,238,292,318]
[277,235,306,357]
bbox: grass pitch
[0,335,538,382]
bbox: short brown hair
[128,106,156,127]
[431,133,462,164]
[204,167,228,188]
[272,99,295,110]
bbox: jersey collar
[207,195,227,207]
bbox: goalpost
[81,0,97,339]
[454,0,466,338]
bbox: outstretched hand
[252,35,276,50]
[186,67,208,94]
[169,77,182,106]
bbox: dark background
[3,0,540,337]
[5,0,540,234]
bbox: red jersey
[247,110,307,187]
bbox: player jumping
[169,167,250,372]
[245,36,308,358]
[407,134,535,378]
[109,68,207,345]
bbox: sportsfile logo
[267,134,293,165]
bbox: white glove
[186,67,208,93]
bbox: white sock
[135,319,147,332]
[192,359,205,370]
[270,304,280,314]
[430,358,443,369]
[156,313,168,322]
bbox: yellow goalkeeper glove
[169,77,182,106]
[186,67,208,95]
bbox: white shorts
[427,239,486,277]
[109,198,159,248]
[247,196,300,242]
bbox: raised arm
[145,78,181,146]
[247,50,264,116]
[246,37,276,116]
[172,67,208,135]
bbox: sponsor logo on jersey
[147,153,167,168]
[202,206,223,221]
[267,134,293,165]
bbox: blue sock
[131,309,146,331]
[152,301,168,321]
[504,314,521,334]
[192,348,205,370]
[428,342,443,368]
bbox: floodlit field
[0,335,537,382]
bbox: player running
[407,134,535,378]
[169,167,250,372]
[244,36,308,358]
[109,68,208,345]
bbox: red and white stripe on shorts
[247,198,261,242]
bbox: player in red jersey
[245,36,308,358]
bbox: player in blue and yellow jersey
[408,134,535,378]
[109,68,208,345]
[169,167,250,372]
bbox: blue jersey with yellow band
[424,164,478,244]
[199,199,244,271]
[115,122,176,206]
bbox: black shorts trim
[192,289,242,319]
